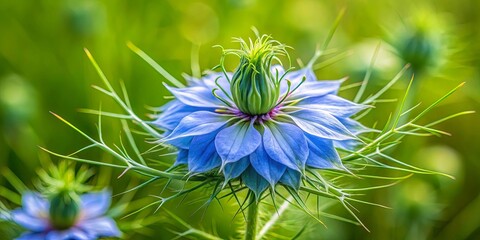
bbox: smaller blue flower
[11,190,120,240]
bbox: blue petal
[285,68,317,82]
[297,94,368,118]
[66,229,90,240]
[11,209,49,232]
[280,169,302,189]
[290,79,344,100]
[164,83,223,108]
[270,65,285,76]
[174,149,188,166]
[305,134,342,169]
[263,122,308,171]
[275,67,318,94]
[46,231,65,240]
[289,109,355,140]
[334,139,362,150]
[223,157,250,182]
[22,192,49,217]
[197,72,233,98]
[338,117,370,134]
[45,229,90,240]
[163,136,192,149]
[153,100,213,130]
[188,130,222,173]
[249,141,286,187]
[80,190,111,219]
[165,111,228,143]
[215,121,261,164]
[15,232,46,240]
[241,166,269,198]
[79,217,121,238]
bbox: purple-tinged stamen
[224,105,282,124]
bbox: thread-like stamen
[227,105,282,125]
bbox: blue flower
[154,35,368,197]
[11,190,120,240]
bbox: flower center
[231,104,282,124]
[228,34,288,116]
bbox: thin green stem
[245,193,259,240]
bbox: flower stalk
[245,192,259,240]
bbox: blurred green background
[1,0,479,239]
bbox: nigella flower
[11,190,120,240]
[154,35,369,197]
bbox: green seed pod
[49,191,80,230]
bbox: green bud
[397,30,439,74]
[229,35,288,115]
[392,9,446,75]
[49,191,80,230]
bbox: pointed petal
[163,136,192,149]
[153,101,213,130]
[46,229,90,240]
[306,134,342,169]
[164,84,222,108]
[224,157,250,182]
[285,68,317,82]
[263,122,308,170]
[290,80,344,99]
[16,232,47,240]
[165,111,228,142]
[280,169,302,189]
[22,192,49,217]
[198,72,233,97]
[278,67,317,94]
[215,121,261,164]
[334,139,362,150]
[80,190,111,219]
[297,94,368,118]
[270,64,285,76]
[289,109,355,140]
[66,229,91,240]
[338,117,371,134]
[188,130,222,173]
[241,166,269,198]
[249,141,286,186]
[11,210,49,232]
[79,217,121,238]
[174,149,188,166]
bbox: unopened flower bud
[49,191,80,230]
[230,35,287,115]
